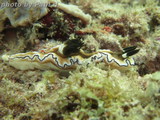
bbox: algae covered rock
[0,0,160,120]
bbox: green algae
[0,64,160,119]
[152,71,160,81]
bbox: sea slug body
[2,44,139,71]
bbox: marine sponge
[5,0,49,27]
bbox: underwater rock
[56,2,91,24]
[4,0,49,27]
[1,0,160,120]
[138,54,160,76]
[0,0,91,28]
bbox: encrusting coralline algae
[0,0,160,120]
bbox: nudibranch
[2,39,139,71]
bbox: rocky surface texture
[0,0,160,119]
